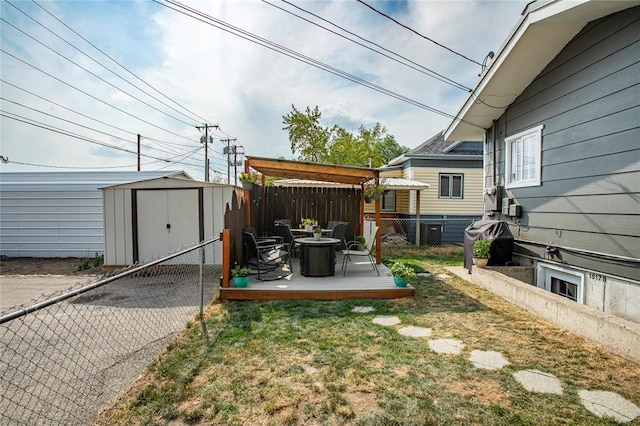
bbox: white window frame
[537,263,585,304]
[505,125,543,189]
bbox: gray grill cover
[464,220,514,272]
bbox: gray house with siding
[445,0,640,323]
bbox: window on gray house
[439,174,463,198]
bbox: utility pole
[196,124,218,181]
[221,138,238,185]
[137,134,141,171]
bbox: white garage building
[0,171,233,262]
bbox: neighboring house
[380,130,484,243]
[445,1,640,323]
[0,171,192,257]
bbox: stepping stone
[398,326,432,338]
[579,390,640,423]
[352,306,375,313]
[372,315,401,326]
[429,338,465,355]
[437,273,451,279]
[469,350,509,370]
[513,370,563,395]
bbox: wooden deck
[219,258,414,301]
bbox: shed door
[136,189,200,262]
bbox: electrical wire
[267,0,471,92]
[0,49,196,141]
[1,16,196,127]
[1,97,193,158]
[30,0,216,126]
[153,0,483,127]
[356,0,483,66]
[0,110,202,169]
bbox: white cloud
[0,0,528,180]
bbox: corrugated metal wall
[0,171,188,257]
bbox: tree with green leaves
[282,105,329,163]
[282,105,410,167]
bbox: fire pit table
[295,237,340,277]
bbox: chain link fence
[371,216,481,246]
[0,238,222,425]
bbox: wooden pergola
[244,156,382,263]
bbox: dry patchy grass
[95,246,640,425]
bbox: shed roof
[245,156,378,185]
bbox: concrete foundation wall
[448,266,640,365]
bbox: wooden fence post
[221,229,230,288]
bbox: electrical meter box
[502,198,512,215]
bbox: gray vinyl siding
[486,6,640,281]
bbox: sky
[0,0,529,182]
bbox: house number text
[589,273,607,282]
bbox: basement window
[537,263,584,304]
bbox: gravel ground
[0,260,218,425]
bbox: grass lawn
[97,245,640,425]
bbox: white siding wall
[0,171,187,257]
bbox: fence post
[199,246,204,319]
[222,229,230,288]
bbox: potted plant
[231,264,251,288]
[472,238,491,268]
[300,218,317,231]
[354,235,366,250]
[239,171,259,190]
[313,225,323,240]
[363,183,386,203]
[387,261,417,287]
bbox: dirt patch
[0,257,104,276]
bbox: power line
[29,0,215,126]
[153,0,481,126]
[0,111,202,168]
[356,0,483,67]
[0,15,196,127]
[1,97,190,158]
[266,0,471,92]
[0,48,197,141]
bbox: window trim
[438,173,464,199]
[505,124,543,189]
[537,263,585,304]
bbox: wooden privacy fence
[259,186,362,241]
[222,186,364,285]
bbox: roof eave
[444,0,640,142]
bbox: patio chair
[242,230,292,280]
[274,222,299,257]
[341,225,380,276]
[329,222,348,251]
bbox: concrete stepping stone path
[469,350,510,370]
[578,390,640,423]
[513,370,563,395]
[351,306,375,313]
[428,338,465,355]
[398,326,432,338]
[364,310,638,423]
[372,315,401,326]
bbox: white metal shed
[0,171,191,258]
[101,176,234,267]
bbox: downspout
[492,119,497,186]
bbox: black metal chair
[329,222,348,250]
[242,230,292,280]
[275,222,299,258]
